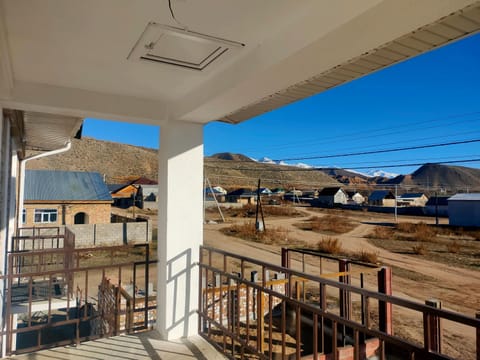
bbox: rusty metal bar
[281,300,286,360]
[476,312,480,360]
[424,299,442,353]
[378,267,393,335]
[295,304,301,360]
[268,293,273,360]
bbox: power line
[273,139,480,162]
[233,111,480,154]
[205,157,480,172]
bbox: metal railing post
[378,267,393,335]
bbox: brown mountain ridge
[26,138,480,192]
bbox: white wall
[0,110,19,357]
[157,121,203,340]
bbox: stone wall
[18,221,152,248]
[68,221,152,247]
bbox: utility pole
[435,191,439,226]
[394,184,398,223]
[255,179,264,232]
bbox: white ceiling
[1,0,479,125]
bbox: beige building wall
[23,202,111,227]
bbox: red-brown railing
[199,245,480,360]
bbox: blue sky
[83,32,480,175]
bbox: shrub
[307,215,355,234]
[412,244,428,255]
[397,222,416,233]
[316,236,342,254]
[221,222,293,245]
[355,250,380,264]
[414,222,437,242]
[446,241,461,254]
[367,226,394,239]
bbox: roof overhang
[1,1,479,126]
[3,109,83,156]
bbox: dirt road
[204,207,479,359]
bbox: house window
[34,209,58,223]
[22,209,26,224]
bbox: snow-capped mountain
[257,157,312,168]
[364,169,399,178]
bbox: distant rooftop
[448,193,480,201]
[399,193,426,199]
[25,170,112,201]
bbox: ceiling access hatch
[128,22,245,71]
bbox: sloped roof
[369,190,395,201]
[107,183,126,193]
[131,177,158,185]
[448,193,480,201]
[25,170,112,201]
[318,187,342,196]
[400,193,426,199]
[227,188,255,196]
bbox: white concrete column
[156,120,203,339]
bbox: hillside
[204,155,340,189]
[385,163,480,192]
[26,138,158,184]
[26,138,341,189]
[27,139,480,192]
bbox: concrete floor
[8,332,227,360]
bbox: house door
[74,212,87,224]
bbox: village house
[301,189,319,198]
[23,170,112,226]
[108,183,143,209]
[368,190,396,207]
[397,193,429,207]
[316,187,348,206]
[347,191,366,205]
[133,177,158,201]
[448,193,480,227]
[226,188,257,205]
[204,186,227,202]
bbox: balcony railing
[199,245,480,360]
[0,228,156,356]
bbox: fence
[199,245,480,360]
[0,236,156,356]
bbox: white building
[1,0,480,355]
[448,193,480,227]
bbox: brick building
[23,170,112,226]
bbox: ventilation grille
[128,23,244,71]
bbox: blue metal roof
[448,193,480,201]
[368,190,395,201]
[25,170,112,201]
[399,193,425,199]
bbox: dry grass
[224,204,303,219]
[395,222,437,242]
[353,250,380,264]
[412,244,428,255]
[297,215,355,234]
[316,236,342,254]
[396,222,417,233]
[367,226,394,239]
[221,222,294,245]
[413,222,437,242]
[446,241,461,254]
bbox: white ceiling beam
[1,81,169,125]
